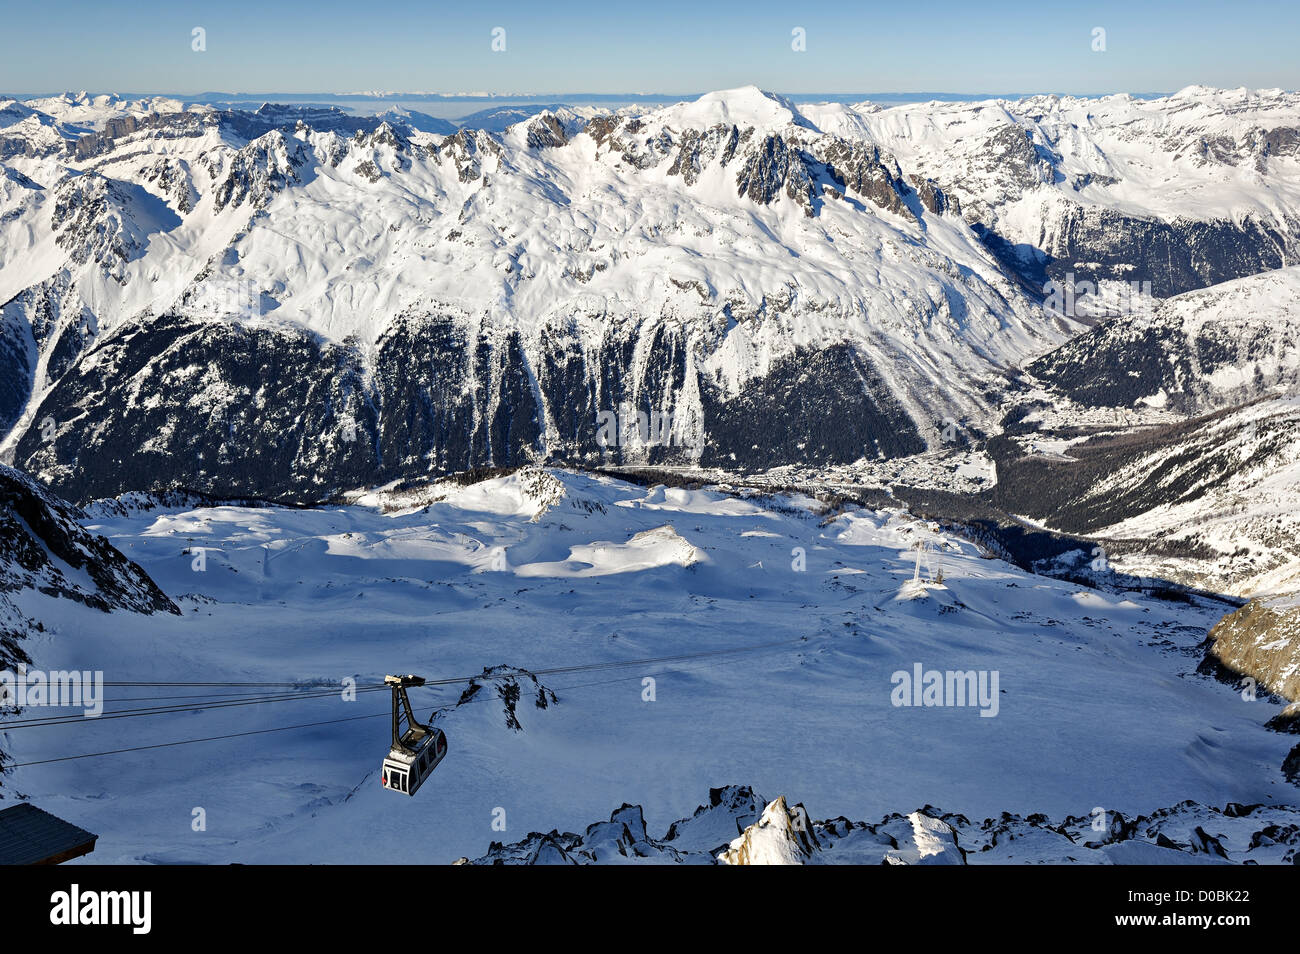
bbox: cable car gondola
[380,674,447,796]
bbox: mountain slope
[986,397,1300,597]
[1027,266,1300,412]
[0,87,1078,500]
[840,87,1300,301]
[0,462,178,768]
[0,464,177,616]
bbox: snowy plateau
[1,86,1299,865]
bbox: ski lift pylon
[380,674,446,796]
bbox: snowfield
[2,469,1294,863]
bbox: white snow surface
[2,469,1294,864]
[838,86,1300,228]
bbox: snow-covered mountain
[0,463,176,617]
[985,397,1300,597]
[0,84,1191,500]
[4,81,1300,868]
[840,86,1300,300]
[0,462,177,715]
[1028,266,1300,413]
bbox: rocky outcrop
[51,173,150,269]
[0,592,34,675]
[587,116,674,170]
[818,140,916,220]
[734,134,815,216]
[453,664,559,732]
[143,156,197,213]
[908,174,958,216]
[0,463,177,616]
[524,113,567,149]
[432,128,502,183]
[1201,597,1300,701]
[459,784,1300,864]
[212,131,308,212]
[717,796,821,864]
[666,124,742,185]
[0,309,34,436]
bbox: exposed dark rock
[353,159,382,183]
[908,174,958,216]
[1284,744,1300,785]
[1028,298,1300,413]
[433,128,502,183]
[212,131,307,212]
[0,307,34,436]
[818,140,916,219]
[524,114,567,149]
[666,124,741,186]
[0,463,177,616]
[734,135,815,216]
[1030,206,1295,299]
[13,314,380,503]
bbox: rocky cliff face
[0,464,177,616]
[0,308,32,438]
[1029,204,1294,299]
[12,302,936,502]
[13,314,380,502]
[1201,597,1300,701]
[715,795,825,865]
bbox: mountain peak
[666,85,818,132]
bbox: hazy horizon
[4,0,1298,97]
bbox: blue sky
[1,0,1297,96]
